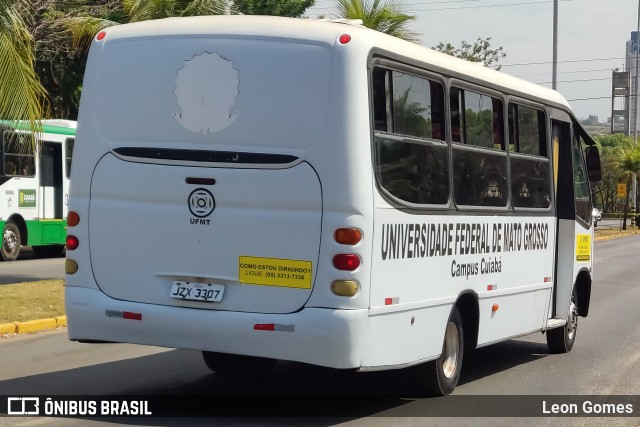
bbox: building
[624,31,640,135]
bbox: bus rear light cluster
[66,210,79,274]
[332,228,362,295]
[66,211,80,250]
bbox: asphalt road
[0,247,65,285]
[0,236,639,426]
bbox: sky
[304,0,639,122]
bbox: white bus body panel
[66,286,368,369]
[89,155,321,313]
[364,202,555,365]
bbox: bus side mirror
[585,146,601,183]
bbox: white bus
[0,120,76,261]
[65,16,601,395]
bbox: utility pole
[634,0,640,226]
[552,0,558,90]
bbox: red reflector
[67,211,80,227]
[66,235,79,251]
[96,31,106,41]
[333,254,360,271]
[254,323,275,331]
[385,298,393,305]
[123,311,142,320]
[339,34,351,44]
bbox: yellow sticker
[576,234,591,261]
[238,256,313,289]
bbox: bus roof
[96,15,571,112]
[0,120,77,136]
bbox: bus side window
[372,67,449,205]
[451,87,507,207]
[5,160,17,176]
[372,68,389,132]
[2,131,35,177]
[450,88,462,143]
[509,104,550,209]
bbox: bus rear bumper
[65,286,368,369]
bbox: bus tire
[202,351,276,378]
[546,287,578,354]
[32,245,65,258]
[414,307,464,396]
[1,222,21,261]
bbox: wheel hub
[567,298,578,340]
[3,230,17,252]
[442,321,459,379]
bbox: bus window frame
[369,58,453,211]
[447,79,510,211]
[505,96,553,213]
[1,130,36,178]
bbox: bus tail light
[67,211,80,227]
[331,280,358,297]
[66,235,79,250]
[333,254,360,271]
[334,228,362,245]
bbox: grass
[595,225,640,239]
[0,279,65,323]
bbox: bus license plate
[170,281,225,302]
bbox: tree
[619,146,640,230]
[332,0,419,43]
[0,0,48,128]
[22,1,113,120]
[64,0,228,51]
[593,133,632,213]
[433,37,506,70]
[232,0,314,17]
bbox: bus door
[39,141,63,219]
[552,120,592,320]
[62,138,74,217]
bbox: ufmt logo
[188,188,215,225]
[7,397,39,415]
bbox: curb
[0,315,66,336]
[594,230,640,242]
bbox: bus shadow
[0,337,551,425]
[458,338,549,386]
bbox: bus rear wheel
[202,351,277,378]
[414,307,464,396]
[1,222,21,261]
[32,245,65,258]
[546,287,578,353]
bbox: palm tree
[0,0,47,130]
[619,146,640,230]
[332,0,419,43]
[65,0,228,50]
